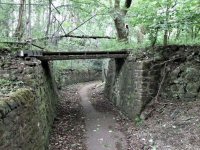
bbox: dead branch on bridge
[55,35,115,39]
[65,35,115,39]
[32,34,115,41]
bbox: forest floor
[49,83,87,150]
[49,82,200,150]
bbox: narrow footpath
[79,83,127,150]
[49,82,127,150]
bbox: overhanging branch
[62,35,115,39]
[33,35,115,41]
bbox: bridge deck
[17,50,129,60]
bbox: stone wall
[105,58,161,119]
[0,51,58,150]
[57,69,102,88]
[105,46,200,120]
[157,45,200,101]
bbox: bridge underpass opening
[17,50,128,86]
[17,50,129,150]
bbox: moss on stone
[10,88,34,106]
[4,98,18,110]
[0,100,11,118]
[0,56,58,149]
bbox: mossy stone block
[0,100,11,117]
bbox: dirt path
[79,82,127,150]
[49,82,200,150]
[49,85,87,150]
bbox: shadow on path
[79,82,127,150]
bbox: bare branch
[154,63,167,103]
[61,35,115,39]
[51,2,61,14]
[34,14,98,41]
[31,43,45,49]
[52,4,71,10]
[66,14,97,36]
[33,35,115,41]
[0,35,115,46]
[53,15,67,35]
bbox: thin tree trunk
[3,21,9,37]
[164,30,168,46]
[14,0,25,41]
[109,0,113,7]
[150,28,158,47]
[194,27,200,39]
[27,0,31,40]
[191,27,194,39]
[175,27,181,40]
[163,0,170,46]
[45,0,52,38]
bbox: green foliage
[0,0,199,53]
[129,0,200,46]
[135,115,143,126]
[0,1,15,38]
[0,79,11,86]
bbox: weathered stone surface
[105,46,200,120]
[162,61,200,101]
[105,58,160,119]
[0,54,58,150]
[57,69,102,87]
[0,100,11,118]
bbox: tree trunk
[46,0,52,38]
[163,0,170,46]
[113,0,132,42]
[114,14,128,42]
[194,27,200,39]
[175,27,181,40]
[150,28,158,47]
[27,0,31,40]
[163,30,168,46]
[14,0,25,41]
[3,21,9,37]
